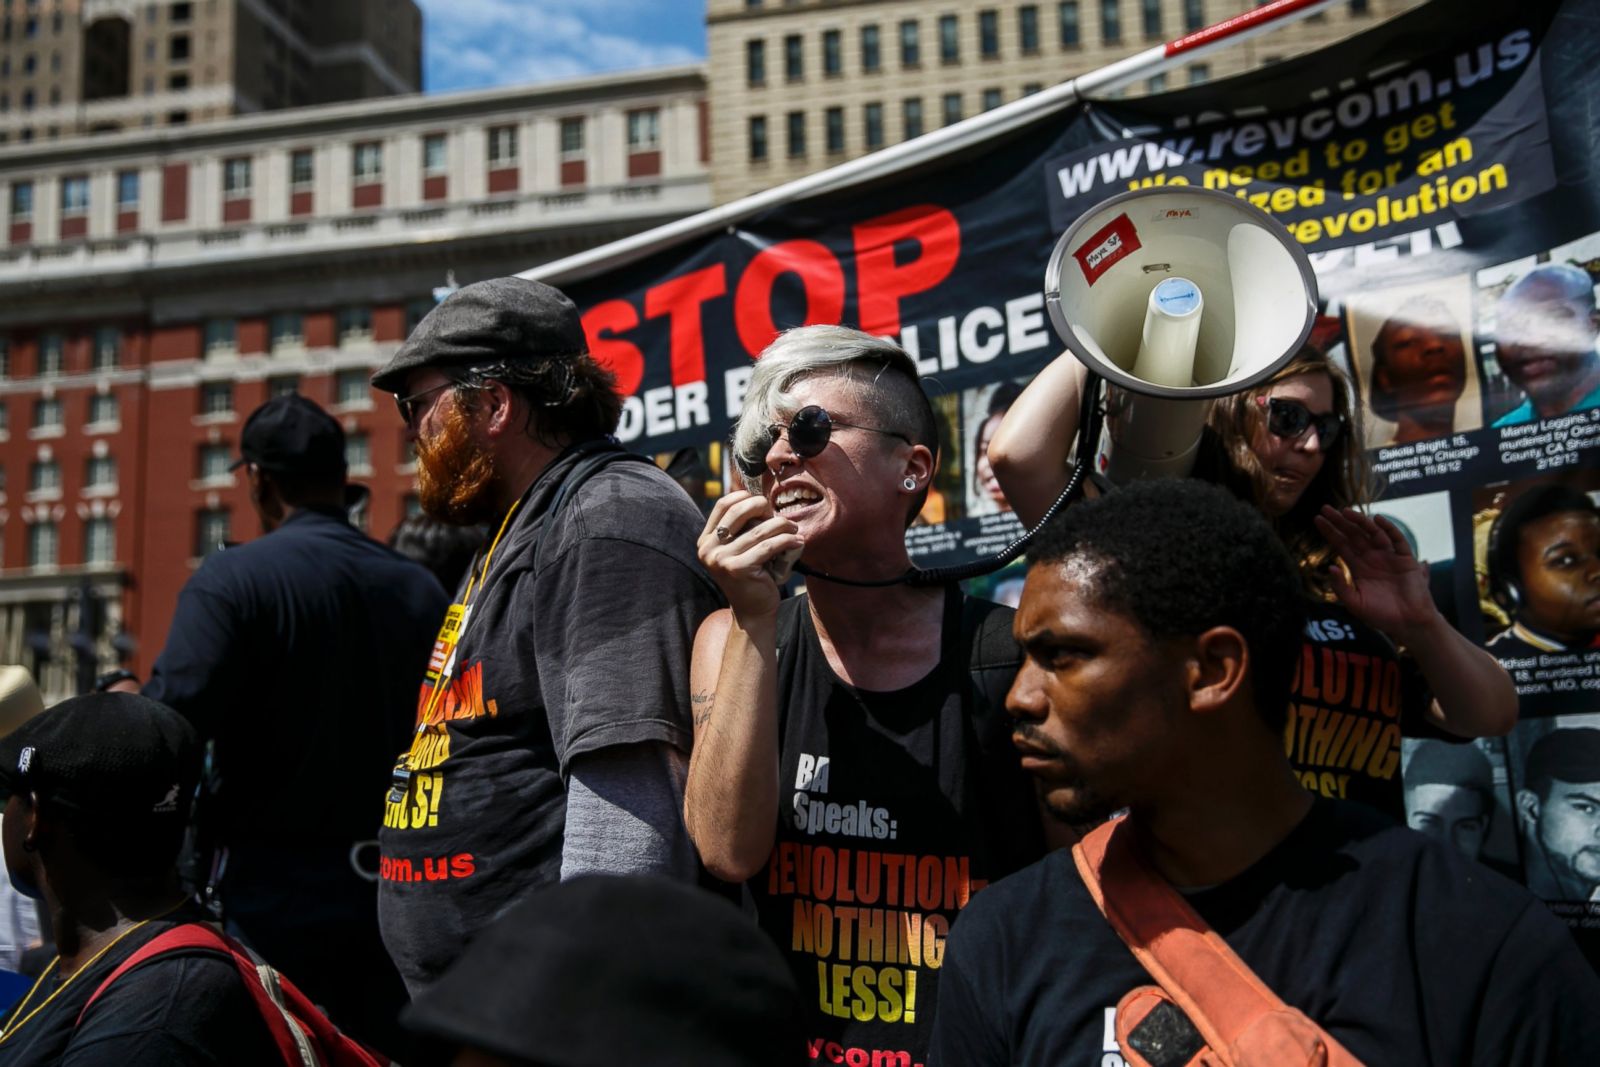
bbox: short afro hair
[1027,479,1307,732]
[1487,485,1599,606]
[1522,727,1600,802]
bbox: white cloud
[417,0,703,92]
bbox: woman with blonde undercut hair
[684,324,1047,1067]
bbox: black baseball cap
[403,875,803,1067]
[0,692,200,827]
[370,277,588,394]
[231,393,347,477]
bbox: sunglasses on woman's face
[734,405,912,478]
[1258,396,1343,448]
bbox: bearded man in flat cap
[370,278,722,995]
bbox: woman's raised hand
[698,490,805,620]
[1315,505,1438,643]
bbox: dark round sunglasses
[734,405,912,478]
[1258,396,1343,448]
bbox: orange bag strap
[1072,815,1362,1065]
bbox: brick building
[0,65,710,699]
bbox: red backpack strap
[78,922,317,1066]
[1072,816,1365,1067]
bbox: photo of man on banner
[1347,277,1482,450]
[1479,238,1600,427]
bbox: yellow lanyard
[416,496,522,730]
[0,907,183,1045]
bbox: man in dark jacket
[145,394,448,1053]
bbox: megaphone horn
[1044,186,1319,483]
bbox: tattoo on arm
[691,689,714,727]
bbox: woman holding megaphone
[988,345,1516,821]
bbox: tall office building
[706,0,1425,203]
[1,0,422,144]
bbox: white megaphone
[1044,186,1318,484]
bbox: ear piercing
[903,477,917,491]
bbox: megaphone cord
[793,371,1103,589]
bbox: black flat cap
[0,692,200,825]
[403,875,802,1067]
[232,394,347,478]
[370,277,588,394]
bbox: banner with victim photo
[558,0,1600,959]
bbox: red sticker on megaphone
[1073,213,1141,286]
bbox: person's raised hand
[1315,505,1438,643]
[698,490,804,622]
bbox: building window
[32,396,61,430]
[169,33,189,61]
[863,102,884,149]
[405,298,434,335]
[199,381,232,416]
[60,175,88,215]
[91,328,118,371]
[560,117,584,155]
[487,125,517,166]
[337,307,372,345]
[627,109,659,151]
[422,133,447,175]
[1020,5,1041,52]
[982,88,1003,111]
[899,20,919,66]
[269,312,302,351]
[1349,0,1369,14]
[784,34,802,81]
[979,10,999,57]
[85,517,115,565]
[116,170,139,209]
[1142,0,1162,38]
[1148,72,1166,92]
[37,333,62,376]
[942,92,963,126]
[222,157,251,197]
[290,148,314,187]
[267,375,299,398]
[0,338,9,379]
[195,508,229,557]
[29,458,59,493]
[861,24,881,72]
[27,521,57,568]
[345,431,371,474]
[822,29,841,76]
[903,97,924,140]
[204,319,236,357]
[748,115,768,162]
[786,111,806,158]
[9,180,30,219]
[746,38,765,85]
[1060,0,1080,45]
[88,393,118,425]
[172,2,193,23]
[198,443,231,482]
[825,107,845,153]
[1102,0,1121,43]
[85,455,116,491]
[353,141,383,182]
[1184,0,1205,32]
[335,369,370,407]
[939,14,959,63]
[1023,81,1044,94]
[1189,63,1210,84]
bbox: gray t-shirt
[377,445,722,994]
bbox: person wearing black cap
[404,875,802,1066]
[142,393,449,1053]
[0,692,278,1065]
[368,277,721,997]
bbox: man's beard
[416,399,501,525]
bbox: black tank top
[748,588,1043,1066]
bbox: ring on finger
[715,526,734,543]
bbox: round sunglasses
[1257,396,1343,448]
[734,405,911,477]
